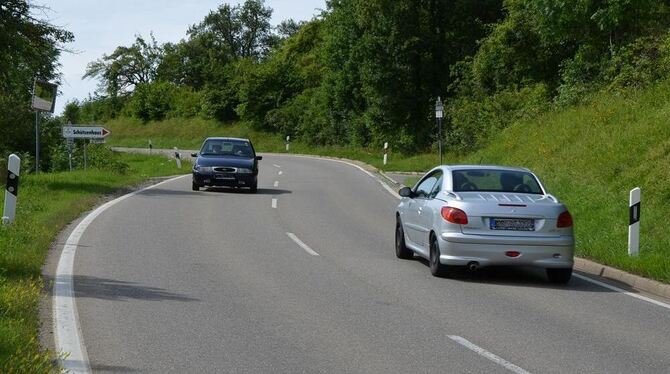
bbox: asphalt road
[69,155,670,373]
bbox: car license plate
[490,218,535,231]
[215,173,235,180]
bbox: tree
[188,0,274,61]
[0,0,73,164]
[84,34,162,96]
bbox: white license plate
[490,218,535,231]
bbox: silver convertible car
[395,165,574,283]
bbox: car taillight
[557,211,573,228]
[441,207,468,225]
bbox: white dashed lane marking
[448,336,532,374]
[286,233,320,256]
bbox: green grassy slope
[105,80,670,282]
[456,80,670,282]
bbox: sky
[37,0,326,115]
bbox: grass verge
[0,152,187,372]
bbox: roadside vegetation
[0,151,186,372]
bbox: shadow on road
[48,275,199,302]
[203,187,292,195]
[90,364,139,373]
[409,257,619,292]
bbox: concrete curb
[113,146,670,300]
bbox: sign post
[61,126,111,171]
[149,139,153,155]
[628,187,641,257]
[435,97,444,165]
[2,154,21,226]
[67,137,74,171]
[32,80,58,173]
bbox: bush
[128,82,176,122]
[449,83,550,153]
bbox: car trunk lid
[456,192,566,237]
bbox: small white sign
[62,126,110,139]
[89,138,106,144]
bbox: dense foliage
[68,0,670,155]
[0,0,73,174]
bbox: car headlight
[194,166,213,172]
[237,168,253,174]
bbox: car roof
[204,137,251,142]
[439,164,532,173]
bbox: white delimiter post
[2,154,20,226]
[173,147,182,169]
[286,136,290,152]
[628,187,641,257]
[383,142,388,165]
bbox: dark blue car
[191,137,262,192]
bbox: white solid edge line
[287,232,319,256]
[274,181,279,188]
[53,174,189,374]
[572,273,670,310]
[272,198,278,209]
[448,336,532,374]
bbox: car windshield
[200,139,254,158]
[452,169,543,194]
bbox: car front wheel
[546,268,572,284]
[395,219,413,259]
[192,181,200,191]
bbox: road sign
[89,138,106,144]
[62,126,110,139]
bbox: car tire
[395,219,413,259]
[546,268,572,284]
[250,181,258,193]
[192,181,200,191]
[429,236,451,277]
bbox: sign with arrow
[62,126,110,139]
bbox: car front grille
[214,167,237,173]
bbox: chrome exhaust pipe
[467,261,479,271]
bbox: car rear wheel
[429,236,451,277]
[395,219,413,259]
[546,268,572,284]
[192,181,200,191]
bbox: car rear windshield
[200,139,255,158]
[452,169,544,194]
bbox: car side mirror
[191,152,198,157]
[399,186,413,198]
[255,156,263,161]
